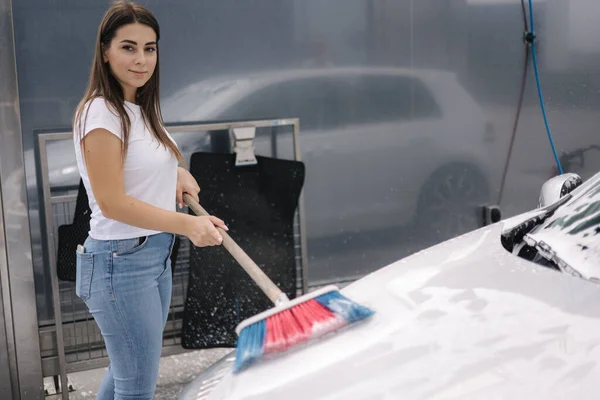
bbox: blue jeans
[76,232,175,400]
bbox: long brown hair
[73,0,183,165]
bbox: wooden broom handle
[182,193,289,305]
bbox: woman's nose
[134,50,146,65]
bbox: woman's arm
[82,128,226,245]
[176,166,200,209]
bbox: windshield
[527,175,600,279]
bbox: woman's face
[103,22,158,102]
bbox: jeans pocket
[75,251,94,301]
[114,236,149,257]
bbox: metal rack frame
[37,118,306,399]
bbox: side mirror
[538,173,583,208]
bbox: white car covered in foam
[180,169,600,399]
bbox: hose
[527,0,564,174]
[498,0,564,204]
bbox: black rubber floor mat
[181,152,305,349]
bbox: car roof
[161,66,467,122]
[167,67,459,98]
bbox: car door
[328,73,444,231]
[224,73,444,238]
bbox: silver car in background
[162,67,498,243]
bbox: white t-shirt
[73,97,178,240]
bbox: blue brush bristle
[315,291,375,323]
[233,319,266,373]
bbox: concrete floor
[46,348,233,400]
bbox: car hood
[208,222,600,399]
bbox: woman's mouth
[130,70,146,77]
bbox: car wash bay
[1,0,600,398]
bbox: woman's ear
[102,44,109,63]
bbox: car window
[221,78,344,131]
[162,81,241,121]
[347,75,441,124]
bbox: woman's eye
[145,47,156,53]
[122,45,134,51]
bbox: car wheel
[415,163,490,243]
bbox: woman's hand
[176,167,200,209]
[176,167,229,247]
[185,215,228,247]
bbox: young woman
[72,2,227,399]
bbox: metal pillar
[0,0,45,398]
[0,180,15,400]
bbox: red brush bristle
[265,310,299,353]
[265,313,285,353]
[291,302,317,333]
[278,311,297,350]
[303,300,334,322]
[300,299,346,337]
[281,310,308,348]
[263,299,345,355]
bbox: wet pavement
[46,348,233,400]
